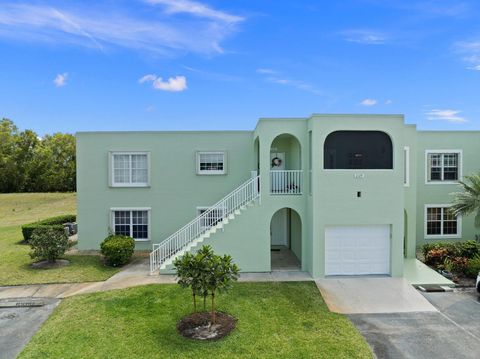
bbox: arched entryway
[270,207,302,270]
[270,134,302,194]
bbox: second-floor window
[111,152,149,187]
[426,151,460,183]
[196,151,226,175]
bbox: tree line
[0,118,76,193]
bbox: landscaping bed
[420,240,480,287]
[18,282,372,359]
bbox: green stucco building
[76,114,479,279]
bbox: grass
[19,282,372,359]
[0,193,120,286]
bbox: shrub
[100,235,135,267]
[455,240,480,258]
[425,247,450,267]
[22,214,76,242]
[465,255,480,278]
[29,227,69,262]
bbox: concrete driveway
[0,298,60,359]
[349,289,480,359]
[316,277,436,314]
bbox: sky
[0,0,479,135]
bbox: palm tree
[451,173,480,227]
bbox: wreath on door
[271,157,283,167]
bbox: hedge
[21,214,76,242]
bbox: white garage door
[325,225,390,276]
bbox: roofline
[417,130,480,133]
[76,130,254,135]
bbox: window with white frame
[426,151,460,183]
[197,207,224,229]
[425,205,461,238]
[111,152,149,186]
[112,209,150,241]
[196,152,226,175]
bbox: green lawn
[19,282,372,359]
[0,193,120,286]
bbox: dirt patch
[177,311,236,340]
[30,259,70,269]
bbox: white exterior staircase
[149,175,260,274]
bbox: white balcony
[270,170,303,195]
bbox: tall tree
[0,118,76,193]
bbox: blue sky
[0,0,479,135]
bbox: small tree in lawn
[174,245,239,325]
[174,252,202,312]
[200,246,239,324]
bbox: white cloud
[138,74,157,84]
[256,68,277,75]
[139,74,187,92]
[360,98,377,106]
[257,69,322,95]
[467,64,480,71]
[425,109,467,123]
[385,99,393,104]
[53,72,68,87]
[0,2,243,55]
[145,105,155,112]
[145,0,244,23]
[342,30,388,45]
[455,40,480,71]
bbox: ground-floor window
[425,205,461,238]
[197,207,224,229]
[112,209,150,241]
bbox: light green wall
[290,209,302,261]
[415,131,480,246]
[76,131,255,251]
[307,115,406,278]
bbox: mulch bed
[30,259,70,269]
[177,311,236,341]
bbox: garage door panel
[325,225,390,276]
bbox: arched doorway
[270,207,302,270]
[270,134,302,194]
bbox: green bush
[456,240,480,258]
[100,235,135,267]
[29,227,69,262]
[21,214,76,242]
[465,255,480,278]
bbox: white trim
[109,152,150,187]
[424,149,462,185]
[403,146,410,187]
[424,204,462,239]
[110,207,151,241]
[196,151,227,175]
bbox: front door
[271,208,289,246]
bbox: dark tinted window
[324,131,393,169]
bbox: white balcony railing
[270,170,303,195]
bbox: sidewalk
[0,257,313,300]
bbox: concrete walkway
[0,257,313,300]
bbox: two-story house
[76,114,479,279]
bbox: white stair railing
[150,175,260,274]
